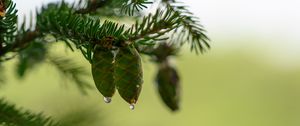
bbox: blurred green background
[1,0,300,126]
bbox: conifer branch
[163,0,210,53]
[0,0,17,41]
[121,0,152,16]
[0,0,44,61]
[36,2,129,62]
[35,2,183,61]
[0,0,17,56]
[127,8,180,45]
[0,98,59,126]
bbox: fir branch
[0,0,42,60]
[36,2,128,62]
[0,0,17,41]
[128,8,180,45]
[11,12,41,53]
[37,3,127,42]
[12,30,40,52]
[163,0,210,54]
[46,55,92,94]
[0,30,40,59]
[0,0,17,55]
[121,0,152,16]
[0,98,59,126]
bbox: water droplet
[129,104,135,110]
[103,97,112,103]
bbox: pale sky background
[13,0,300,67]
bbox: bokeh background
[1,0,300,126]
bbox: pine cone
[155,63,180,111]
[92,49,115,98]
[115,45,143,104]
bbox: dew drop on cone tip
[103,97,112,103]
[129,104,135,110]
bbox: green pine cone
[92,49,115,98]
[155,64,180,111]
[115,45,143,104]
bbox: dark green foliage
[0,0,42,62]
[0,0,17,54]
[0,0,17,62]
[92,48,115,97]
[155,63,180,111]
[36,2,127,43]
[0,98,59,126]
[36,2,127,62]
[115,45,143,104]
[34,1,209,59]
